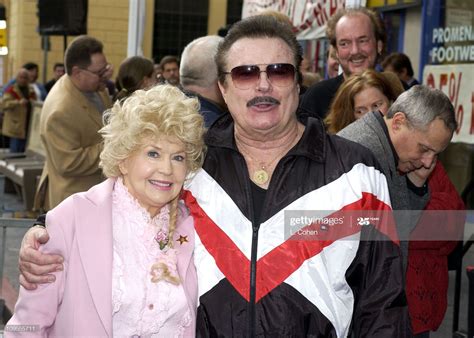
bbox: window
[153,0,209,62]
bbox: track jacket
[183,114,411,337]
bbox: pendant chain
[235,126,300,185]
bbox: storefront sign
[423,64,474,143]
[242,0,345,40]
[431,25,474,63]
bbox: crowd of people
[2,6,465,338]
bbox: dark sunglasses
[223,63,296,89]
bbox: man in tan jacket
[2,68,37,152]
[36,36,112,210]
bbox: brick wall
[2,0,130,85]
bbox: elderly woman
[6,85,205,337]
[324,69,404,134]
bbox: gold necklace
[236,126,300,186]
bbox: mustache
[349,54,367,61]
[246,96,280,107]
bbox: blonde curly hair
[99,84,205,285]
[99,84,206,178]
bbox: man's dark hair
[64,35,104,75]
[215,15,303,85]
[217,24,232,38]
[53,62,65,70]
[382,53,414,77]
[22,62,39,71]
[159,55,179,69]
[326,8,387,59]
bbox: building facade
[0,0,231,85]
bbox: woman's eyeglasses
[223,63,296,89]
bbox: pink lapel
[75,179,115,337]
[173,210,197,312]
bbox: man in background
[2,68,37,152]
[300,7,386,118]
[159,55,180,86]
[2,62,47,102]
[24,62,47,102]
[44,63,65,93]
[180,35,227,127]
[338,85,456,268]
[35,35,112,211]
[382,52,419,89]
[326,45,340,79]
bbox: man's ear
[377,40,383,55]
[218,81,228,103]
[401,67,408,77]
[391,111,407,131]
[71,66,82,78]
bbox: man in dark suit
[44,63,65,93]
[299,7,386,119]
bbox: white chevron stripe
[258,162,390,258]
[194,233,225,304]
[186,169,254,259]
[284,232,361,338]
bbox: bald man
[180,35,227,127]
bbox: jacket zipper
[236,149,259,337]
[249,223,259,337]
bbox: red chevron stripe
[182,190,395,302]
[183,190,251,300]
[255,192,396,301]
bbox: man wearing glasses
[35,35,112,211]
[19,16,410,337]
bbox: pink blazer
[6,178,198,337]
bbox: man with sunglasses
[35,35,112,211]
[18,16,409,337]
[188,15,409,337]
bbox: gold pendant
[253,169,269,185]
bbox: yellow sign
[0,28,6,47]
[368,0,418,8]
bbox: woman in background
[325,69,403,134]
[114,55,158,101]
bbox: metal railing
[0,218,33,325]
[0,219,34,293]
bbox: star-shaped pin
[177,235,188,245]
